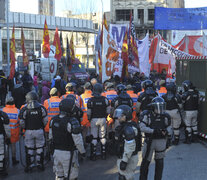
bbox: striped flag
[9,26,16,80]
[21,28,29,67]
[42,19,50,58]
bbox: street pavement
[3,140,207,180]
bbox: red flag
[9,26,16,80]
[42,19,50,58]
[103,13,108,31]
[69,34,75,64]
[21,28,29,67]
[121,28,129,81]
[53,27,62,61]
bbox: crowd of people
[0,68,200,180]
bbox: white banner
[109,24,150,77]
[102,26,119,82]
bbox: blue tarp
[154,7,207,30]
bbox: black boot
[90,144,96,161]
[184,131,191,144]
[119,173,126,180]
[12,157,19,165]
[24,152,32,173]
[139,159,150,180]
[172,137,179,145]
[37,152,45,171]
[101,144,106,160]
[154,159,164,180]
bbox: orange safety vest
[102,90,117,125]
[102,90,117,103]
[61,91,80,107]
[158,87,167,97]
[80,90,92,127]
[2,105,20,143]
[137,89,144,96]
[127,90,138,122]
[44,96,61,133]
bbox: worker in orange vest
[43,88,61,134]
[102,83,117,125]
[80,82,93,144]
[2,96,20,165]
[158,80,167,97]
[126,84,138,122]
[80,82,93,127]
[61,82,80,107]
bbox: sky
[9,0,207,16]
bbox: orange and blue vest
[61,91,80,107]
[127,90,138,122]
[2,105,20,143]
[80,90,93,127]
[158,87,167,97]
[44,96,61,133]
[102,90,117,103]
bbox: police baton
[67,150,74,180]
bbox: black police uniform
[87,95,110,160]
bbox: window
[138,9,144,24]
[148,9,154,21]
[116,9,133,21]
[94,23,98,30]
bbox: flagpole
[6,0,10,76]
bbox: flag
[21,28,29,67]
[59,31,64,56]
[69,34,75,64]
[9,26,16,80]
[128,12,139,68]
[66,37,72,70]
[121,28,129,81]
[42,19,50,58]
[53,27,62,61]
[103,13,108,31]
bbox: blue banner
[154,7,207,30]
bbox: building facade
[110,0,185,40]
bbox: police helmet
[142,80,153,90]
[65,82,76,91]
[151,97,166,115]
[113,105,132,121]
[92,83,103,96]
[166,82,176,93]
[106,83,114,90]
[182,80,193,91]
[26,91,38,103]
[59,98,75,114]
[84,82,92,90]
[116,84,126,95]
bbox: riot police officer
[162,83,182,145]
[67,94,83,124]
[139,97,171,180]
[182,80,199,143]
[87,83,110,160]
[113,105,141,180]
[49,98,85,180]
[0,110,10,176]
[111,84,133,123]
[136,80,157,115]
[19,91,48,172]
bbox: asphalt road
[3,140,207,180]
